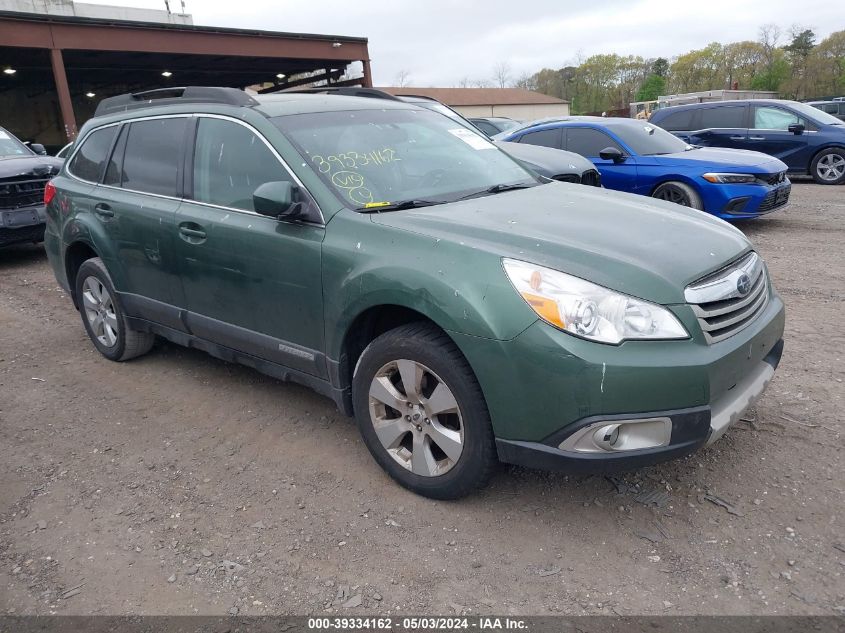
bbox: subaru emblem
[736,274,751,296]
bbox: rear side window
[699,106,746,129]
[192,117,292,212]
[565,128,622,157]
[656,109,694,131]
[68,126,118,182]
[122,118,187,196]
[518,128,561,149]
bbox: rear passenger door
[563,127,638,192]
[687,104,748,148]
[174,115,327,378]
[75,116,188,326]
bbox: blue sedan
[496,117,791,220]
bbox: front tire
[75,257,155,361]
[352,323,497,499]
[652,181,704,209]
[810,148,845,185]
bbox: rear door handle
[729,136,746,140]
[93,203,114,218]
[749,136,766,141]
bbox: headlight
[702,173,757,184]
[502,258,688,344]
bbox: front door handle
[729,135,746,140]
[93,203,114,218]
[749,136,766,141]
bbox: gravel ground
[0,182,843,616]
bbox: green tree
[636,74,666,101]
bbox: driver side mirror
[253,181,302,219]
[30,143,47,155]
[788,123,805,135]
[599,146,626,163]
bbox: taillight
[44,180,56,206]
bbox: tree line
[412,25,844,115]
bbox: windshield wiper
[358,199,442,212]
[457,182,535,201]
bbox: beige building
[380,87,570,120]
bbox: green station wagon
[44,87,785,499]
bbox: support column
[50,48,77,141]
[361,59,373,88]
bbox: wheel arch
[64,239,100,310]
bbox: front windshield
[274,108,536,209]
[786,101,842,125]
[0,128,31,158]
[609,122,691,155]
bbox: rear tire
[810,148,845,185]
[652,181,704,209]
[75,257,155,361]
[352,322,498,499]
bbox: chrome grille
[685,252,769,344]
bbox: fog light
[558,417,672,453]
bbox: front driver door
[174,115,327,378]
[745,104,813,170]
[563,127,638,193]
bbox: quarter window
[122,118,187,196]
[68,126,118,182]
[753,106,803,130]
[699,106,746,129]
[565,128,622,157]
[192,117,293,212]
[518,128,561,149]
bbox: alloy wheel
[816,153,845,182]
[368,359,464,477]
[654,184,691,206]
[82,276,118,347]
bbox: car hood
[370,182,751,304]
[495,141,595,177]
[648,147,787,173]
[0,155,64,179]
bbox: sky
[84,0,844,87]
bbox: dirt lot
[0,183,843,616]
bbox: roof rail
[283,87,401,101]
[94,87,259,116]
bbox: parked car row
[40,86,785,499]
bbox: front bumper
[0,205,46,246]
[704,180,791,220]
[495,339,783,474]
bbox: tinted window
[68,126,118,182]
[0,128,31,157]
[565,128,621,157]
[657,109,694,131]
[473,120,500,137]
[103,125,127,186]
[699,106,746,129]
[122,118,187,196]
[192,118,292,212]
[518,128,561,149]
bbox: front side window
[273,108,534,209]
[122,118,187,196]
[518,128,561,149]
[753,106,804,131]
[699,106,746,129]
[68,126,118,182]
[0,128,30,158]
[192,117,293,212]
[565,128,622,157]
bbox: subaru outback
[44,87,785,499]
